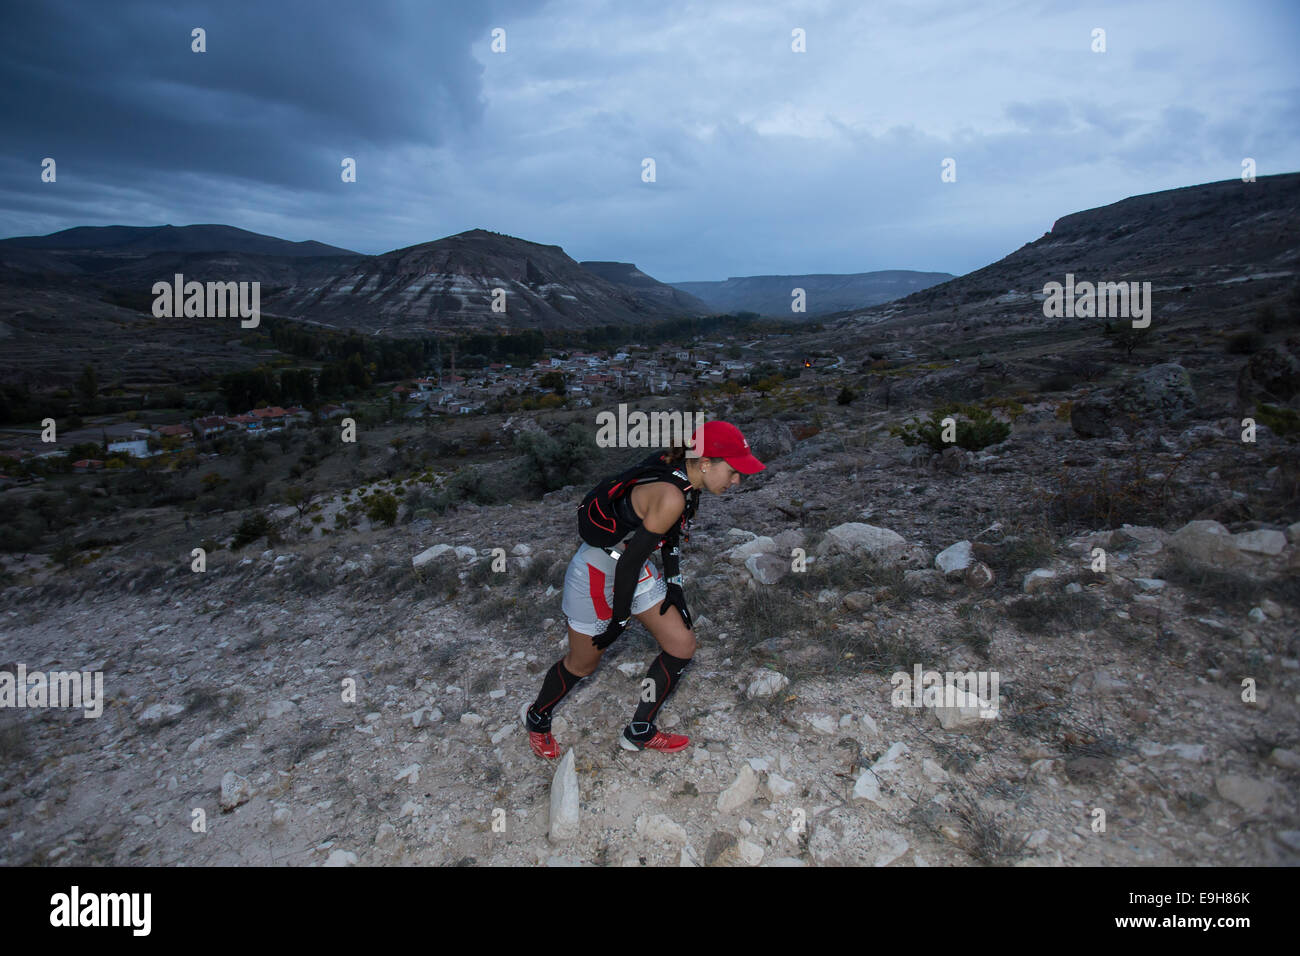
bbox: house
[193,416,229,439]
[107,439,156,458]
[156,424,194,442]
[72,459,104,472]
[318,404,349,420]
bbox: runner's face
[707,460,740,493]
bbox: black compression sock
[527,660,583,732]
[630,650,691,731]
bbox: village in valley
[0,341,802,486]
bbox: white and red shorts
[561,541,666,636]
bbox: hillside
[673,270,956,317]
[579,261,711,314]
[266,230,708,333]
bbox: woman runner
[523,420,765,758]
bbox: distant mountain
[578,261,712,314]
[0,224,362,291]
[670,270,955,318]
[0,224,356,258]
[847,171,1300,328]
[267,229,707,333]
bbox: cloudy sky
[1,0,1296,281]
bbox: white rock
[219,771,251,811]
[921,758,949,783]
[817,523,909,562]
[873,830,909,867]
[271,808,290,826]
[549,750,580,842]
[323,850,358,867]
[1169,744,1207,763]
[1215,774,1278,814]
[412,544,454,568]
[266,700,297,719]
[745,552,789,584]
[729,535,779,565]
[1233,529,1287,556]
[1023,569,1056,594]
[852,771,886,807]
[935,541,974,576]
[737,839,765,866]
[717,765,759,813]
[376,823,396,846]
[636,813,688,844]
[460,712,484,727]
[766,772,797,797]
[139,703,185,723]
[807,713,837,735]
[1268,748,1300,771]
[1131,578,1166,591]
[935,687,998,730]
[1170,520,1242,566]
[395,763,420,784]
[746,670,790,699]
[617,662,643,678]
[872,742,909,774]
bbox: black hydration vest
[577,451,700,549]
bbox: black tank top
[577,451,699,548]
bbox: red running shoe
[619,728,690,753]
[529,730,561,759]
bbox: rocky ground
[2,362,1298,868]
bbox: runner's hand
[591,618,628,650]
[660,583,692,630]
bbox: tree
[284,484,314,518]
[1110,325,1151,357]
[76,364,98,406]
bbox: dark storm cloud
[0,0,1296,279]
[0,0,539,228]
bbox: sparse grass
[1004,589,1108,634]
[519,552,556,588]
[1158,552,1266,608]
[287,728,334,766]
[1037,452,1206,531]
[288,561,334,595]
[983,532,1057,580]
[734,586,816,648]
[945,613,992,661]
[185,685,244,717]
[0,721,27,762]
[412,560,461,601]
[947,788,1030,866]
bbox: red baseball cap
[688,420,765,473]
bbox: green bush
[514,423,596,493]
[836,386,856,405]
[366,492,399,527]
[1225,330,1264,355]
[888,403,1010,452]
[1255,401,1300,438]
[232,513,270,549]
